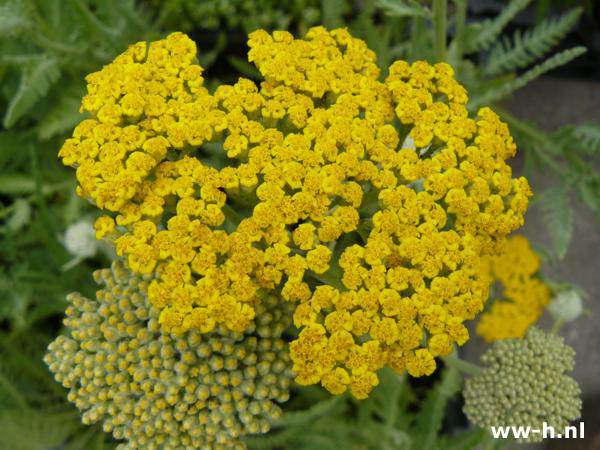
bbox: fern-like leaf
[466,0,532,52]
[0,0,32,37]
[272,393,345,427]
[437,428,488,450]
[376,0,432,18]
[245,426,305,449]
[36,89,85,140]
[469,46,586,110]
[571,123,600,153]
[541,187,573,259]
[0,407,83,450]
[485,8,583,76]
[3,55,61,128]
[413,366,462,450]
[0,364,28,409]
[578,178,600,223]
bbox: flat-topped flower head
[58,29,531,399]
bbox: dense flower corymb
[45,260,293,449]
[58,29,531,398]
[476,235,550,341]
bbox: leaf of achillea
[3,56,61,128]
[542,187,574,259]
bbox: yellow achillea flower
[59,28,531,398]
[476,235,550,341]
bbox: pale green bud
[463,327,581,443]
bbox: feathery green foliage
[568,123,600,154]
[0,0,153,323]
[485,7,583,76]
[0,1,154,445]
[541,187,574,259]
[470,46,587,110]
[3,55,61,128]
[375,0,433,18]
[0,0,153,135]
[0,331,111,449]
[413,366,462,449]
[466,0,532,51]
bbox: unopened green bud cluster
[44,260,294,449]
[463,327,581,442]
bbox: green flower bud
[44,260,294,449]
[463,327,581,442]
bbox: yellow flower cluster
[59,28,531,398]
[476,236,550,341]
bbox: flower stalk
[433,0,447,62]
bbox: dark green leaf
[376,0,432,18]
[466,0,532,52]
[6,198,31,232]
[3,55,61,128]
[485,8,583,75]
[571,122,600,153]
[413,366,462,449]
[36,90,85,140]
[437,428,489,450]
[0,174,36,194]
[470,47,586,109]
[228,56,263,80]
[0,0,32,37]
[541,187,574,259]
[272,393,345,427]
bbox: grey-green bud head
[44,260,294,449]
[463,327,581,443]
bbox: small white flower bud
[64,220,97,258]
[548,289,583,323]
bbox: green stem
[443,354,484,377]
[74,0,121,38]
[451,0,467,70]
[222,203,243,226]
[433,0,448,62]
[420,142,442,159]
[550,318,563,335]
[32,32,79,54]
[410,16,424,61]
